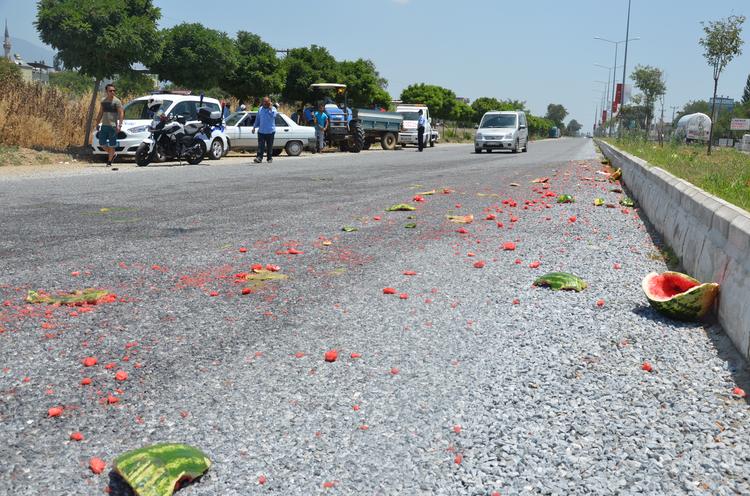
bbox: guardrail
[596,139,750,361]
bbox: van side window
[520,113,527,126]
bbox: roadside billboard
[730,118,750,131]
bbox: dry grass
[0,78,91,152]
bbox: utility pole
[670,105,678,124]
[658,95,665,147]
[620,0,632,137]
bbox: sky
[2,0,749,132]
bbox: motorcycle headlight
[128,125,150,134]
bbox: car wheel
[512,139,519,153]
[523,140,528,152]
[209,138,224,160]
[285,140,303,157]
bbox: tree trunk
[708,78,718,156]
[83,79,100,149]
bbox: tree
[221,31,282,104]
[742,74,750,106]
[450,101,474,128]
[399,83,457,120]
[281,45,338,104]
[699,14,746,154]
[0,57,22,84]
[545,104,568,126]
[630,65,666,132]
[36,0,162,148]
[49,70,94,96]
[336,58,391,109]
[675,100,711,123]
[566,119,582,136]
[151,23,238,91]
[114,71,157,98]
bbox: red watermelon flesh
[646,272,699,300]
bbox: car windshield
[225,112,245,126]
[480,114,517,128]
[399,111,422,121]
[123,99,173,120]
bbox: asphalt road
[2,139,749,495]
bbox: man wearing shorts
[94,84,124,167]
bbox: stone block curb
[596,139,750,361]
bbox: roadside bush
[0,58,22,85]
[0,77,89,151]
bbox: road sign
[730,118,750,131]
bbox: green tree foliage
[152,23,238,90]
[282,45,338,103]
[0,58,23,84]
[630,65,666,131]
[545,104,568,126]
[450,101,474,126]
[699,14,746,154]
[528,115,555,137]
[676,100,711,122]
[399,83,457,120]
[114,71,157,98]
[337,59,391,109]
[743,74,750,106]
[221,31,283,104]
[565,119,582,136]
[471,97,514,121]
[49,70,93,96]
[35,0,162,146]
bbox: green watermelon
[557,194,575,203]
[642,271,719,321]
[114,443,211,496]
[533,272,587,292]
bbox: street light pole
[620,0,633,136]
[594,32,639,136]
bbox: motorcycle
[135,100,222,167]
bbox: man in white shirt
[417,109,426,152]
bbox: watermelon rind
[114,443,211,496]
[533,272,587,292]
[641,271,719,321]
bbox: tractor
[308,83,366,153]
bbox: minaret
[3,20,11,60]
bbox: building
[3,20,50,83]
[456,96,470,104]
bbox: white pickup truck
[397,104,434,148]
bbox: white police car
[92,93,229,161]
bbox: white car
[224,111,316,156]
[475,111,529,153]
[92,93,230,161]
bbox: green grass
[0,145,20,166]
[606,138,750,212]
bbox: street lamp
[595,64,623,135]
[594,35,640,114]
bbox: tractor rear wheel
[349,120,365,153]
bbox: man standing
[94,83,124,167]
[252,96,277,164]
[417,109,426,152]
[313,103,328,153]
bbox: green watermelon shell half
[642,271,719,321]
[114,443,211,496]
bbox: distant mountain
[8,37,56,66]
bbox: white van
[474,111,528,153]
[397,104,433,148]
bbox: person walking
[417,109,426,152]
[94,83,124,167]
[252,96,277,164]
[313,103,328,153]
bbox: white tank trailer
[675,113,711,143]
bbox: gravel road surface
[1,139,748,495]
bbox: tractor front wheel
[349,120,365,153]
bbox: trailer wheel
[380,132,397,150]
[349,120,365,153]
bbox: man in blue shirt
[252,96,277,163]
[313,103,328,153]
[417,109,427,152]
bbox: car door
[239,114,258,148]
[275,114,290,147]
[519,113,529,144]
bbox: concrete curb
[596,139,750,360]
